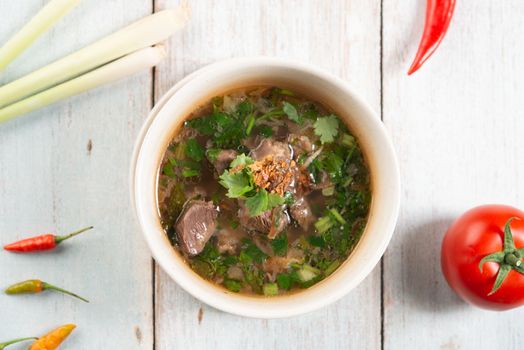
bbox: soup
[157,86,371,296]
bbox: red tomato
[441,205,524,310]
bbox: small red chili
[408,0,456,75]
[4,226,93,252]
[5,279,89,303]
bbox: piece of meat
[175,200,218,256]
[238,202,289,239]
[288,134,313,157]
[210,149,237,175]
[289,196,315,231]
[250,139,292,161]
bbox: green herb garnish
[314,115,339,144]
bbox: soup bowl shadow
[131,57,400,318]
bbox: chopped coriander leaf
[163,162,176,178]
[267,192,285,208]
[206,148,221,162]
[236,100,253,116]
[276,273,292,290]
[186,118,214,135]
[245,188,269,216]
[282,101,302,124]
[182,169,199,178]
[245,188,285,217]
[271,233,288,256]
[258,125,273,137]
[219,170,253,198]
[263,283,279,296]
[230,154,254,169]
[185,138,205,161]
[314,115,339,144]
[307,235,325,248]
[224,279,242,292]
[242,239,268,264]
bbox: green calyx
[478,217,524,295]
[0,337,37,349]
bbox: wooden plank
[153,1,382,349]
[383,0,524,349]
[0,1,154,348]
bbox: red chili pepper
[408,0,456,75]
[4,226,93,252]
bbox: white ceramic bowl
[131,57,400,318]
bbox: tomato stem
[478,217,524,295]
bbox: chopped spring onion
[341,133,356,148]
[0,46,166,124]
[314,216,334,234]
[0,5,190,108]
[322,186,335,196]
[329,208,347,225]
[263,283,279,296]
[296,265,320,283]
[0,0,81,71]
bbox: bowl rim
[132,57,400,318]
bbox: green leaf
[314,115,339,144]
[242,239,268,264]
[276,273,292,290]
[224,279,242,293]
[271,233,288,256]
[282,101,302,124]
[163,162,176,178]
[230,154,254,169]
[186,117,214,135]
[185,138,205,161]
[219,170,253,198]
[307,235,325,248]
[245,189,269,216]
[206,148,221,162]
[268,193,285,208]
[258,125,273,137]
[181,169,199,178]
[488,264,512,296]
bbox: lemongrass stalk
[0,5,190,108]
[0,45,166,124]
[0,0,81,72]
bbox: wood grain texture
[153,1,382,349]
[0,1,153,348]
[382,0,524,349]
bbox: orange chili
[29,324,76,350]
[408,0,456,75]
[4,226,93,252]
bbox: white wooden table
[1,0,523,349]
